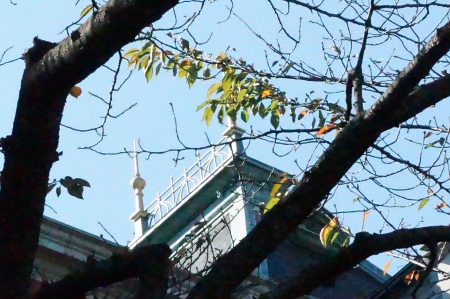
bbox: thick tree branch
[32,244,171,299]
[0,0,177,297]
[187,21,450,299]
[261,227,450,299]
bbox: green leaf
[203,68,211,78]
[145,62,154,82]
[179,37,190,50]
[331,231,340,244]
[196,100,210,112]
[178,66,188,78]
[123,48,139,59]
[172,65,177,77]
[237,88,247,102]
[341,235,350,247]
[56,186,61,197]
[290,107,296,123]
[80,4,93,17]
[207,82,223,99]
[282,62,295,74]
[226,107,237,122]
[155,63,162,77]
[258,103,268,119]
[318,110,326,128]
[270,112,280,129]
[271,60,279,67]
[73,178,91,188]
[418,198,430,211]
[202,106,214,126]
[241,109,249,123]
[217,106,225,124]
[222,76,233,94]
[68,184,84,200]
[439,137,446,146]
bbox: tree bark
[0,0,178,297]
[186,21,450,299]
[32,244,171,299]
[260,226,450,299]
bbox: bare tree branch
[186,20,450,299]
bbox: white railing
[145,138,230,228]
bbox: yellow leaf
[362,210,369,222]
[80,4,93,18]
[383,260,392,276]
[69,86,82,98]
[315,123,337,136]
[261,89,273,98]
[270,177,289,198]
[264,197,280,214]
[319,217,340,247]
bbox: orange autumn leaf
[315,123,337,136]
[435,202,447,210]
[261,89,273,98]
[362,210,370,222]
[69,86,82,98]
[383,260,392,276]
[297,109,307,120]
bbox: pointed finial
[134,140,140,177]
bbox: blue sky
[1,1,449,276]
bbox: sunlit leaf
[80,4,93,17]
[362,210,369,222]
[237,88,247,102]
[418,198,430,210]
[330,231,340,244]
[123,48,139,59]
[435,202,447,210]
[264,197,280,214]
[315,124,337,136]
[270,177,289,198]
[319,217,339,247]
[207,82,222,99]
[202,106,214,127]
[261,89,272,98]
[383,260,392,276]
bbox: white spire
[129,140,149,239]
[222,117,246,156]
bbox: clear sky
[1,0,449,276]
